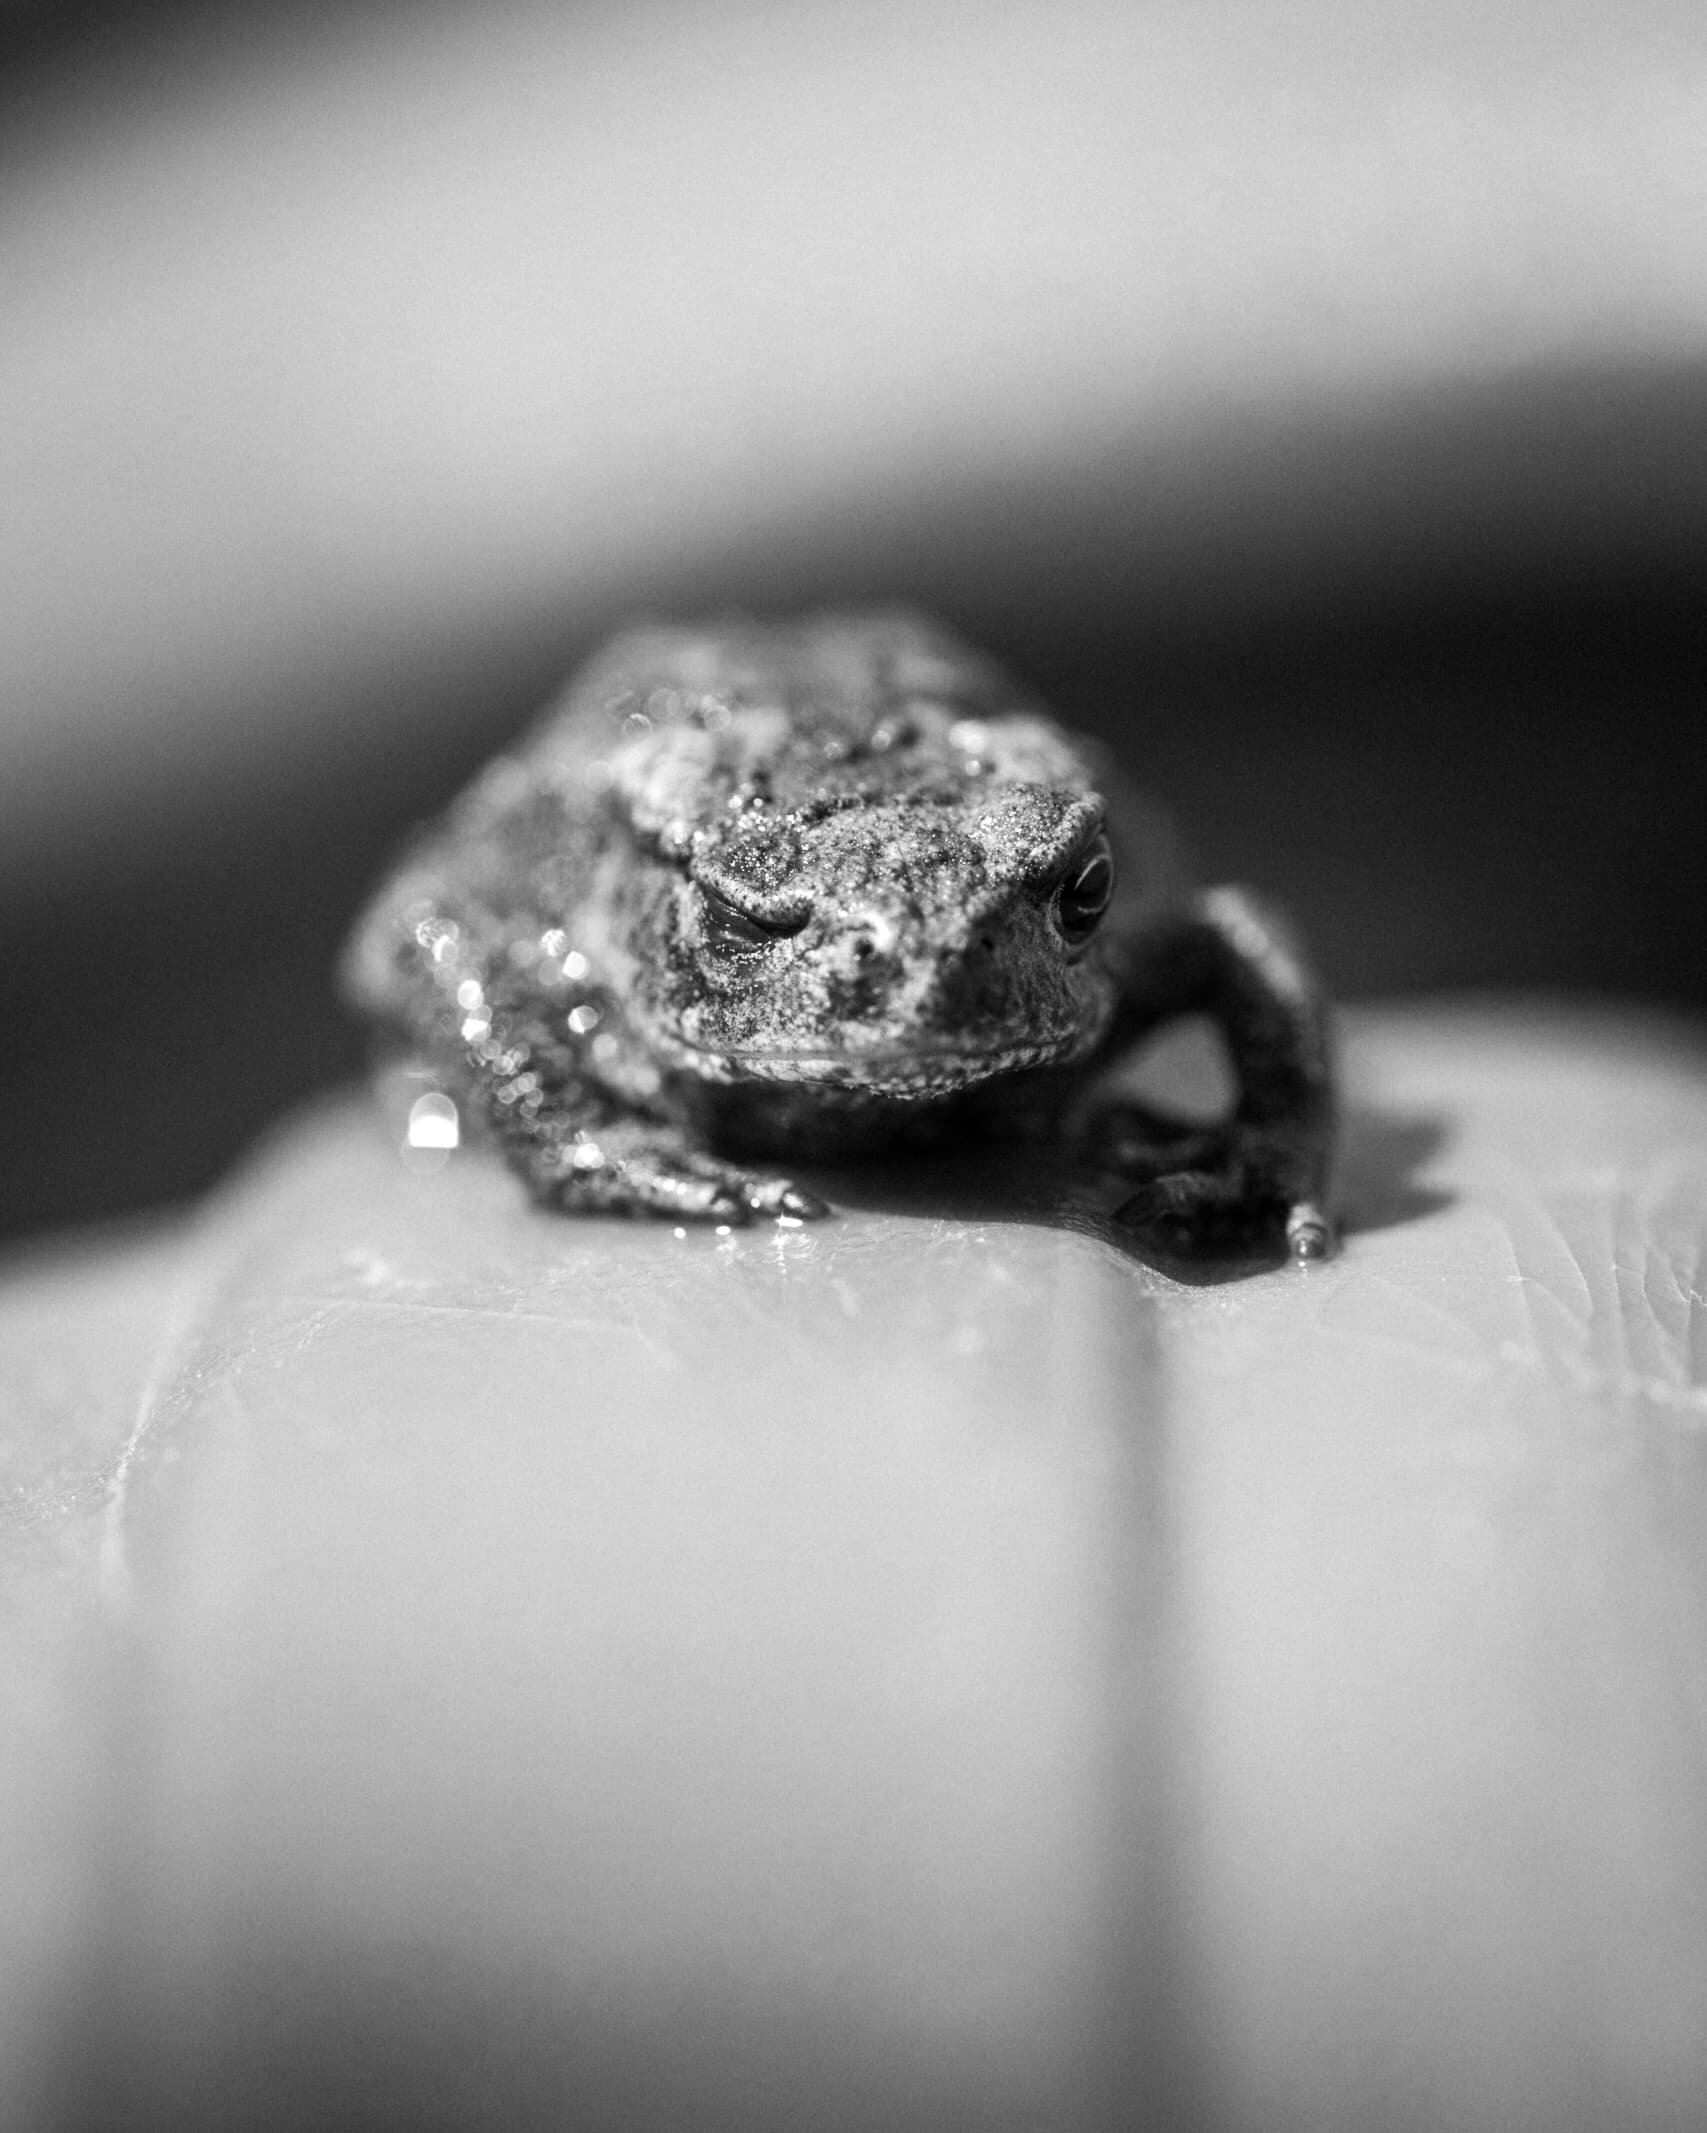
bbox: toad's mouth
[651,1027,1085,1093]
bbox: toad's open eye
[699,883,811,955]
[1052,833,1115,950]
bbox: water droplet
[405,1092,459,1150]
[567,1003,601,1036]
[401,1092,460,1170]
[455,978,484,1011]
[561,949,590,982]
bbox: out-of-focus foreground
[5,1006,1707,2131]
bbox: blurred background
[2,0,1703,1244]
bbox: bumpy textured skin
[342,611,1336,1260]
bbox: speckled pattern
[342,611,1336,1259]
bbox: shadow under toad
[1333,1104,1454,1238]
[793,1100,1454,1287]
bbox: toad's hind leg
[1089,887,1336,1263]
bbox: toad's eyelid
[1016,804,1107,887]
[700,880,811,939]
[1038,824,1113,900]
[1066,807,1109,861]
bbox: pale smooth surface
[4,1004,1707,2128]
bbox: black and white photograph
[2,1,1704,2125]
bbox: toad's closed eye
[697,882,812,954]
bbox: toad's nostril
[853,935,876,962]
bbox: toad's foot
[1284,1202,1334,1262]
[525,1124,830,1225]
[1115,1168,1336,1265]
[1089,1110,1336,1264]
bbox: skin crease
[342,611,1336,1262]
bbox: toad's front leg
[521,1114,830,1225]
[1085,887,1337,1264]
[449,990,833,1227]
[346,881,829,1226]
